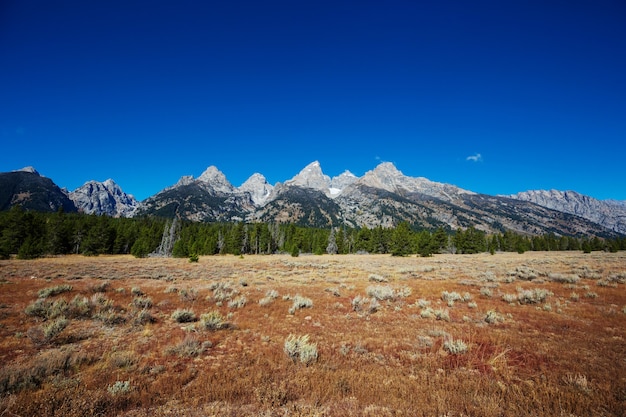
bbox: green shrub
[368,274,387,283]
[38,285,73,298]
[209,282,239,302]
[259,289,279,306]
[443,338,468,355]
[351,296,379,314]
[171,309,197,323]
[228,296,247,309]
[479,287,493,298]
[289,295,313,314]
[434,309,450,321]
[67,296,94,319]
[107,380,131,395]
[548,273,580,284]
[132,297,153,309]
[484,310,504,324]
[27,317,69,345]
[165,335,207,357]
[284,334,318,365]
[200,311,227,330]
[89,281,110,293]
[135,309,156,325]
[366,285,395,301]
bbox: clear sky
[1,0,625,201]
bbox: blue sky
[1,0,625,201]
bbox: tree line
[0,206,624,260]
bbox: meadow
[0,251,624,416]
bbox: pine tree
[391,221,413,256]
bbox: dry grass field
[0,251,625,416]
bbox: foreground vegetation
[0,251,624,416]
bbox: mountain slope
[0,168,77,213]
[251,184,342,227]
[135,169,254,222]
[508,190,626,235]
[238,173,273,205]
[69,179,138,217]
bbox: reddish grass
[0,252,625,416]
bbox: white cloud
[466,153,482,162]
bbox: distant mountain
[238,173,273,205]
[1,164,622,238]
[0,167,77,213]
[330,170,358,196]
[135,168,254,222]
[508,189,626,235]
[69,179,139,217]
[252,184,342,227]
[197,166,236,194]
[284,161,332,196]
[333,164,613,237]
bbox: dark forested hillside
[0,171,76,213]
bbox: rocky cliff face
[197,166,235,194]
[238,173,274,205]
[330,170,358,196]
[508,190,626,235]
[69,179,139,217]
[350,162,474,203]
[284,161,331,195]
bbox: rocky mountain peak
[359,162,405,192]
[198,166,234,193]
[14,166,40,176]
[286,161,331,192]
[329,170,358,196]
[102,178,117,189]
[238,173,274,205]
[69,179,138,217]
[174,175,195,188]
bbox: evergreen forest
[0,206,624,260]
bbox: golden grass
[0,251,625,416]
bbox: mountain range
[1,163,624,238]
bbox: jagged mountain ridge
[132,161,621,238]
[508,189,626,235]
[1,164,623,238]
[69,179,139,217]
